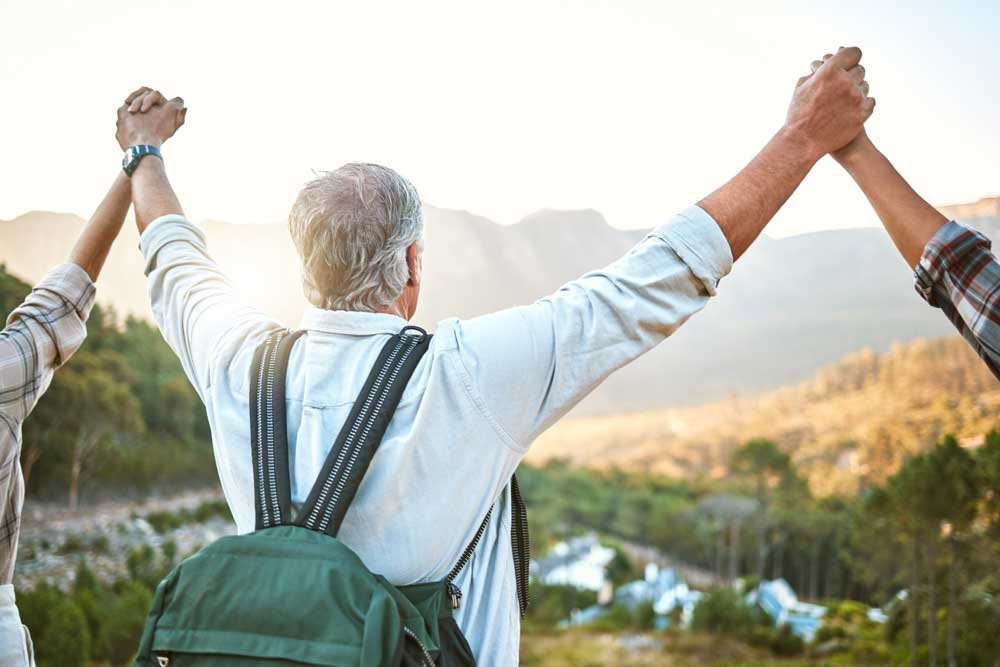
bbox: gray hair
[289,163,424,312]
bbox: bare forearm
[132,156,184,233]
[68,171,132,281]
[698,128,818,260]
[837,136,947,268]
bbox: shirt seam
[446,336,528,455]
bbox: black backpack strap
[297,326,432,537]
[446,473,531,616]
[249,328,305,530]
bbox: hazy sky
[1,0,997,237]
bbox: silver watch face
[122,147,138,172]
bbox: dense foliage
[0,266,215,505]
[20,547,166,666]
[521,434,1000,664]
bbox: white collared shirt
[139,205,732,664]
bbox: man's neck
[373,302,409,320]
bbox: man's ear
[406,242,422,286]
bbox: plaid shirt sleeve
[0,263,96,420]
[915,220,1000,380]
[0,262,95,581]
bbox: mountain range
[2,196,998,414]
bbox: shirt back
[139,206,732,664]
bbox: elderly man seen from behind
[118,47,873,664]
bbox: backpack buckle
[156,656,170,666]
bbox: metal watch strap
[122,144,162,176]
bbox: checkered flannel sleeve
[0,263,94,576]
[915,221,1000,380]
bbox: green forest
[6,265,1000,666]
[519,435,1000,665]
[0,267,215,507]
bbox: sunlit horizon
[2,0,998,238]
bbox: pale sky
[1,0,997,237]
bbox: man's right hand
[116,87,187,149]
[782,47,874,161]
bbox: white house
[616,563,703,627]
[534,533,616,591]
[746,578,827,642]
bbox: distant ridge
[938,195,1000,222]
[0,194,996,413]
[529,335,1000,495]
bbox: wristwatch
[122,144,162,177]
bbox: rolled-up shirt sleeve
[0,263,95,422]
[915,220,1000,379]
[450,205,734,449]
[140,215,278,400]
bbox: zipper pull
[447,581,463,610]
[156,656,170,666]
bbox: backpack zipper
[510,474,532,616]
[446,581,463,610]
[445,506,493,610]
[302,335,410,531]
[402,626,435,667]
[445,475,531,615]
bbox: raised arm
[833,129,1000,377]
[115,88,277,397]
[819,52,1000,377]
[68,172,132,280]
[830,133,946,269]
[454,48,875,449]
[0,165,134,423]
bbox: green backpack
[134,326,529,666]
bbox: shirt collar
[299,306,409,336]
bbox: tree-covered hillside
[0,265,215,505]
[532,336,1000,496]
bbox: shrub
[825,600,868,623]
[74,588,108,652]
[769,623,804,656]
[34,598,90,667]
[90,534,110,554]
[604,544,639,586]
[145,510,182,534]
[126,544,171,589]
[814,623,848,643]
[738,576,760,596]
[144,500,233,535]
[634,601,657,630]
[691,589,757,636]
[587,603,633,631]
[59,534,86,554]
[193,499,232,523]
[524,583,598,630]
[73,558,99,593]
[97,581,153,665]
